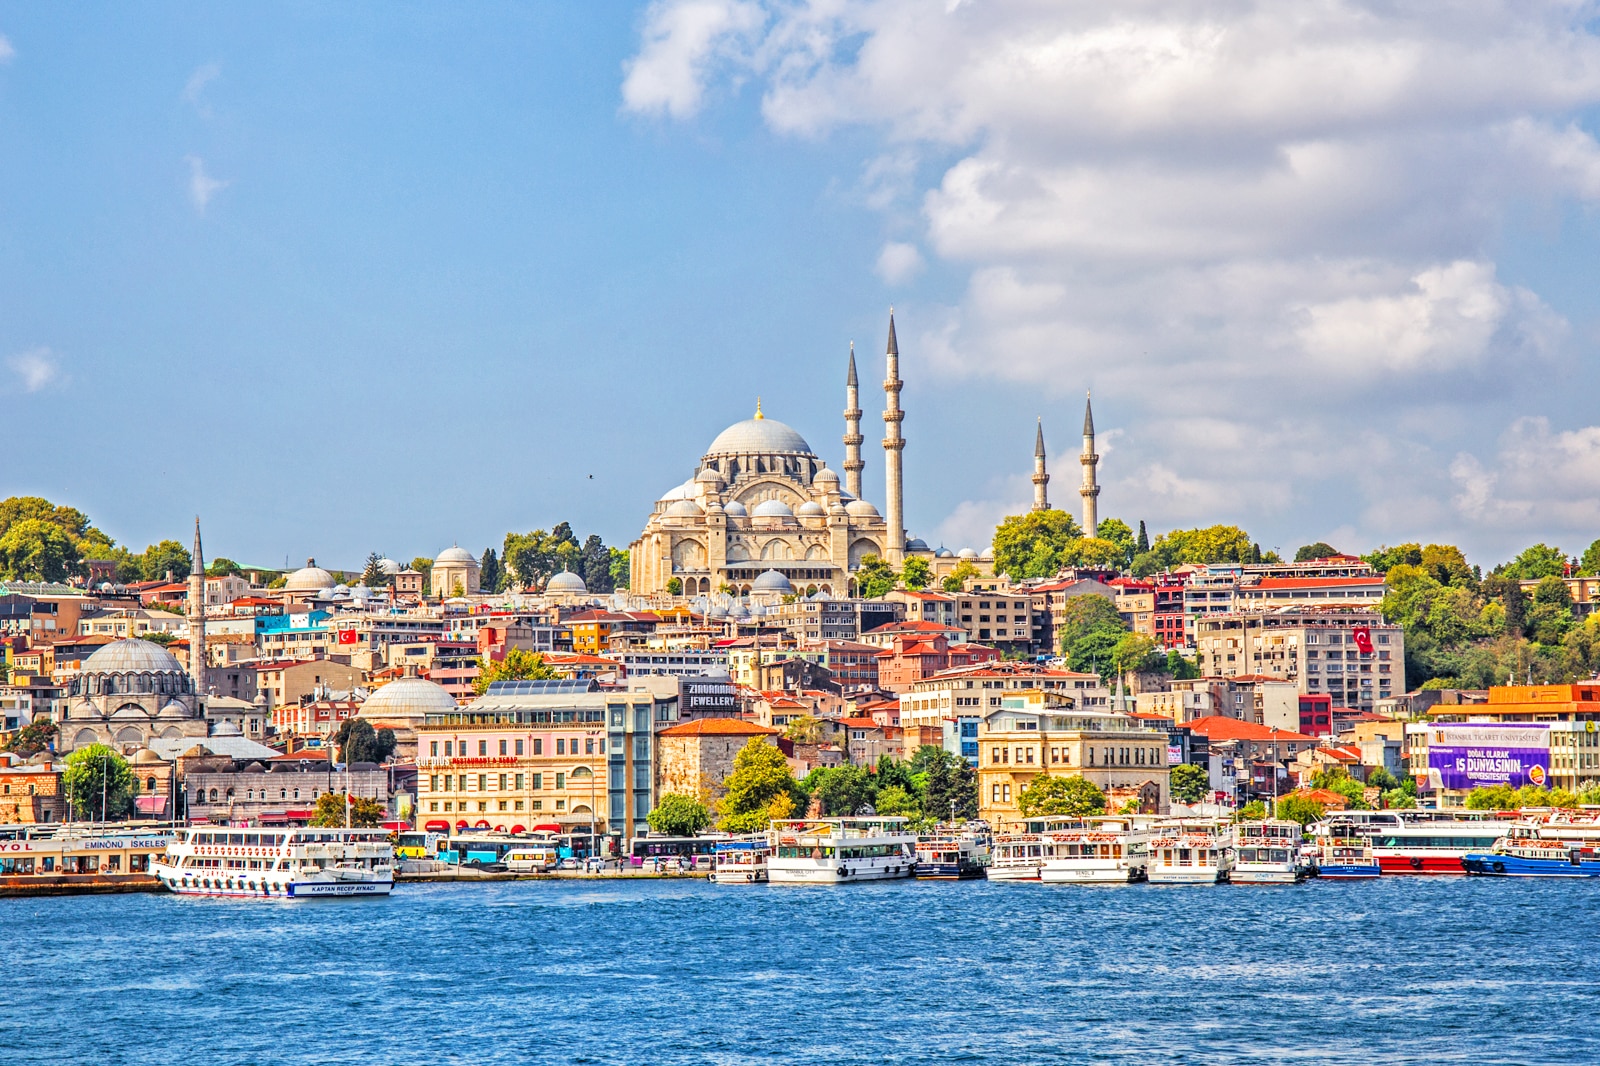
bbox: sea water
[5,877,1596,1064]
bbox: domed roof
[845,499,880,517]
[285,559,336,591]
[814,467,839,484]
[131,747,165,765]
[547,571,588,593]
[752,569,793,592]
[723,500,748,517]
[659,480,696,503]
[936,548,955,558]
[705,414,814,458]
[361,676,457,722]
[752,499,794,518]
[795,501,825,517]
[436,545,476,564]
[979,548,994,560]
[958,548,980,560]
[906,537,929,552]
[695,467,725,485]
[377,558,402,575]
[666,499,704,517]
[83,639,185,675]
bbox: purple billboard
[1426,724,1550,791]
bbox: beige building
[431,546,481,600]
[254,658,366,711]
[899,663,1110,728]
[654,717,779,800]
[1193,609,1404,711]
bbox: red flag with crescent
[1351,627,1373,654]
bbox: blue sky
[4,3,1600,573]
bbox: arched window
[208,788,218,802]
[146,777,157,792]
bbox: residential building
[254,658,367,712]
[767,596,903,641]
[857,619,967,649]
[1193,609,1404,711]
[900,662,1111,729]
[1235,575,1387,610]
[0,686,33,730]
[0,757,65,824]
[1181,716,1317,801]
[804,639,881,690]
[875,635,1000,693]
[1026,577,1119,654]
[76,609,187,639]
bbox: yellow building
[976,690,1171,830]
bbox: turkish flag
[337,629,358,645]
[1351,627,1373,654]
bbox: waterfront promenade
[6,878,1595,1065]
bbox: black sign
[679,679,740,718]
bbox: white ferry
[0,825,174,894]
[153,826,395,898]
[1040,817,1149,884]
[1231,820,1308,884]
[986,817,1080,881]
[768,818,917,884]
[1147,819,1234,884]
[913,828,991,880]
[710,835,770,884]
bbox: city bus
[628,834,726,871]
[395,831,445,861]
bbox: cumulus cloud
[621,0,763,118]
[0,35,14,64]
[185,155,228,213]
[875,241,924,285]
[1451,418,1600,537]
[8,348,59,393]
[183,61,220,116]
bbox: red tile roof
[1183,716,1314,743]
[656,718,778,737]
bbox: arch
[760,539,793,562]
[73,728,100,749]
[569,765,594,779]
[849,538,882,568]
[571,804,593,816]
[114,726,145,745]
[112,703,148,720]
[160,726,183,739]
[671,539,707,572]
[804,543,830,561]
[805,585,818,596]
[726,543,751,563]
[146,777,158,792]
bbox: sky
[4,2,1600,573]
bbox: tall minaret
[882,310,906,564]
[1032,418,1050,512]
[188,516,207,693]
[1080,392,1100,537]
[843,342,864,500]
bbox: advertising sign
[1426,724,1550,791]
[679,678,739,718]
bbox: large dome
[285,559,337,591]
[547,571,588,593]
[435,545,476,564]
[82,638,185,675]
[705,415,814,458]
[360,676,457,722]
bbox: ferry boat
[986,817,1079,881]
[0,825,174,895]
[1463,824,1600,878]
[1317,829,1380,879]
[1231,820,1308,884]
[1039,817,1149,884]
[768,818,917,884]
[710,836,770,883]
[913,829,991,880]
[1146,820,1233,884]
[1370,820,1509,875]
[152,826,395,898]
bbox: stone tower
[1032,418,1050,512]
[1080,392,1100,537]
[843,342,864,501]
[882,310,906,564]
[188,516,207,693]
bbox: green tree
[1016,774,1105,817]
[992,509,1083,580]
[1364,543,1422,573]
[609,547,630,591]
[1166,649,1200,680]
[1275,796,1325,825]
[1419,544,1474,587]
[916,747,977,822]
[665,577,683,596]
[1146,525,1254,568]
[874,784,921,818]
[1111,632,1161,677]
[62,744,137,821]
[309,790,388,827]
[1056,594,1126,649]
[1135,520,1150,554]
[1381,788,1417,809]
[1234,800,1268,822]
[1309,767,1370,809]
[718,738,808,831]
[206,557,242,577]
[473,648,559,694]
[1,720,56,757]
[646,793,711,836]
[804,764,877,816]
[1095,517,1137,569]
[407,557,434,595]
[333,718,397,765]
[1365,766,1399,791]
[783,714,824,745]
[854,554,898,599]
[1579,538,1600,577]
[1170,763,1209,804]
[1063,536,1126,569]
[1465,784,1517,810]
[1503,543,1568,580]
[1295,542,1340,561]
[900,556,933,590]
[580,534,615,594]
[941,558,979,592]
[0,519,81,582]
[479,548,504,593]
[503,525,582,590]
[139,539,192,582]
[360,552,387,588]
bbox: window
[557,738,565,755]
[429,775,438,791]
[444,741,453,756]
[430,741,439,757]
[533,773,543,790]
[1002,784,1011,802]
[556,773,566,789]
[515,739,524,755]
[498,773,507,791]
[533,739,543,755]
[499,739,507,756]
[478,740,487,756]
[514,773,524,789]
[477,774,487,791]
[586,738,595,754]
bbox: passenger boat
[1231,819,1309,884]
[152,826,395,898]
[1317,829,1380,879]
[1146,820,1233,884]
[0,825,174,895]
[1370,820,1509,875]
[1039,817,1148,884]
[1463,824,1600,878]
[768,818,917,884]
[986,817,1079,881]
[710,835,770,883]
[913,829,990,880]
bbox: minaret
[882,310,906,564]
[188,516,207,693]
[843,342,864,500]
[1032,418,1050,512]
[1080,392,1100,537]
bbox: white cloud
[621,0,763,118]
[185,155,228,213]
[934,475,1032,552]
[183,61,220,116]
[0,35,14,64]
[875,241,924,285]
[8,348,59,392]
[1451,418,1600,538]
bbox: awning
[134,795,168,814]
[473,820,491,829]
[533,823,562,833]
[510,824,526,834]
[455,820,469,829]
[259,812,289,825]
[285,809,314,819]
[424,820,451,832]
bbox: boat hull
[1318,863,1381,879]
[710,869,767,884]
[1376,854,1469,875]
[913,861,985,880]
[1147,869,1227,884]
[1463,853,1600,878]
[1230,865,1301,884]
[768,861,913,884]
[1040,862,1142,884]
[984,865,1041,882]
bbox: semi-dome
[845,499,880,518]
[704,415,815,458]
[752,569,793,593]
[722,500,748,517]
[752,499,794,518]
[285,559,336,591]
[82,639,185,676]
[435,545,476,564]
[795,501,825,517]
[695,468,725,485]
[658,480,696,503]
[666,499,705,518]
[360,676,458,722]
[547,571,588,593]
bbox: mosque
[629,312,1101,598]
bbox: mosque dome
[436,546,476,565]
[814,467,840,486]
[547,571,588,594]
[361,676,457,722]
[958,548,980,560]
[658,480,696,503]
[285,559,337,591]
[666,500,705,518]
[753,570,793,593]
[845,499,880,518]
[722,500,748,517]
[704,413,815,459]
[752,499,794,518]
[82,639,185,676]
[695,468,725,485]
[131,747,165,765]
[795,501,825,517]
[906,537,929,552]
[377,558,402,576]
[936,548,955,558]
[979,548,994,560]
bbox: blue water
[7,878,1597,1064]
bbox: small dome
[752,499,794,518]
[82,638,185,675]
[435,545,476,565]
[377,558,402,576]
[723,500,748,517]
[351,584,373,600]
[814,467,839,485]
[795,501,825,517]
[547,571,588,593]
[666,500,704,518]
[979,548,994,560]
[658,480,696,503]
[242,762,266,774]
[285,559,336,591]
[361,676,458,722]
[705,417,815,458]
[131,748,165,765]
[845,499,880,518]
[752,570,793,592]
[695,468,724,485]
[161,698,190,715]
[906,537,929,552]
[958,548,980,560]
[936,548,954,558]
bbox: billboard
[679,678,740,718]
[1426,724,1550,791]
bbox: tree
[360,552,387,588]
[309,790,388,827]
[1135,520,1149,554]
[1275,796,1325,825]
[1170,763,1209,804]
[0,519,80,582]
[717,738,808,831]
[579,534,615,594]
[992,509,1083,580]
[206,557,242,577]
[1580,538,1600,577]
[609,547,630,591]
[1111,632,1161,677]
[63,744,137,820]
[1295,542,1340,561]
[855,554,898,599]
[139,539,193,582]
[646,793,711,836]
[900,556,933,590]
[1166,649,1200,680]
[333,718,397,765]
[783,714,824,745]
[1,720,56,757]
[874,784,921,818]
[803,764,876,817]
[1465,784,1517,810]
[479,548,504,593]
[1365,766,1399,791]
[408,557,434,595]
[1016,774,1105,817]
[1056,594,1126,650]
[1143,525,1254,569]
[1063,536,1125,569]
[941,559,979,593]
[1364,543,1422,573]
[922,750,978,822]
[1234,800,1267,821]
[1503,543,1567,580]
[473,649,558,695]
[665,577,683,596]
[1095,517,1137,569]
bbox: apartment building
[1193,609,1404,712]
